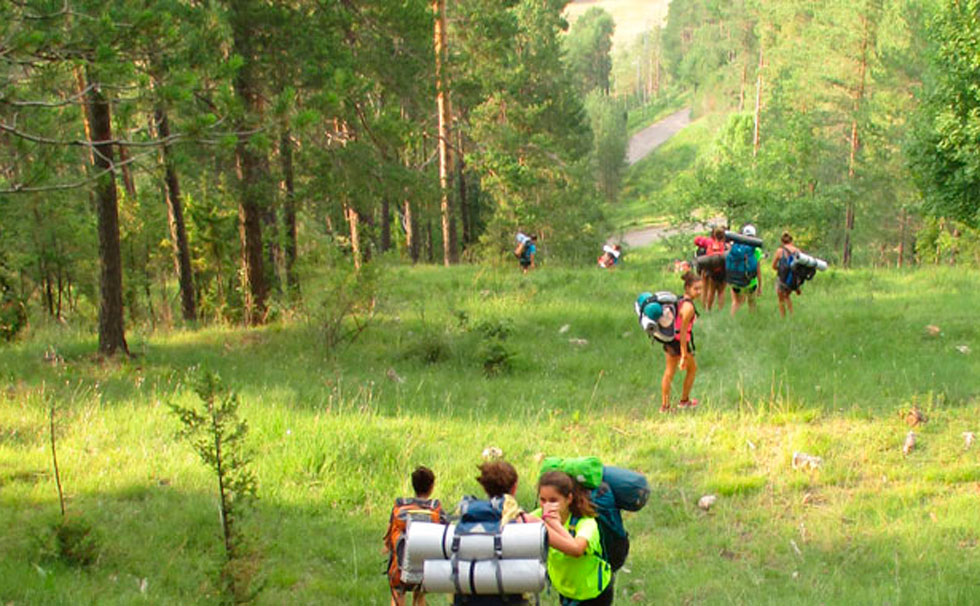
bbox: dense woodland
[2,0,979,353]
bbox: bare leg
[412,591,426,606]
[680,355,697,401]
[747,291,757,312]
[661,353,680,411]
[777,289,787,317]
[786,292,794,315]
[392,589,405,606]
[730,289,743,316]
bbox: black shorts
[559,578,614,606]
[663,335,695,357]
[731,284,757,295]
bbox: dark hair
[411,466,435,496]
[537,471,596,518]
[476,461,518,498]
[711,226,725,240]
[781,231,793,244]
[681,270,701,289]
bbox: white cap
[742,224,756,237]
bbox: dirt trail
[627,108,691,166]
[611,108,713,248]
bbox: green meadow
[2,244,979,605]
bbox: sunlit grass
[2,256,979,604]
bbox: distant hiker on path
[772,231,800,318]
[660,271,702,413]
[728,224,763,316]
[597,244,621,269]
[515,233,537,274]
[697,226,728,310]
[530,471,614,606]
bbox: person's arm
[541,508,588,557]
[771,247,781,271]
[678,301,694,367]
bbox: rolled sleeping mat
[724,230,763,248]
[792,252,828,271]
[404,522,547,576]
[694,254,726,273]
[422,559,547,594]
[516,232,530,244]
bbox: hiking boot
[678,398,699,409]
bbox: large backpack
[778,247,817,291]
[384,497,444,589]
[725,242,759,287]
[635,291,679,343]
[540,458,650,572]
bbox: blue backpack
[571,467,650,572]
[725,242,759,287]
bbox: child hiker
[530,471,614,606]
[384,466,446,606]
[661,271,702,413]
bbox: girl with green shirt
[530,471,613,606]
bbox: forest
[2,1,980,604]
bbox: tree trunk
[280,130,299,293]
[229,0,268,325]
[346,203,363,269]
[86,77,129,356]
[403,200,420,263]
[898,207,906,268]
[457,140,471,246]
[154,107,197,321]
[433,0,457,265]
[425,220,435,263]
[753,43,763,156]
[380,198,392,253]
[843,16,871,269]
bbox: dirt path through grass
[626,107,691,166]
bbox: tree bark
[155,107,197,321]
[843,15,871,269]
[229,0,268,324]
[403,200,420,263]
[380,198,392,253]
[346,203,363,269]
[280,130,299,293]
[86,78,129,356]
[752,43,763,156]
[433,0,457,265]
[898,207,906,268]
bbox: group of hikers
[386,460,628,606]
[635,224,825,413]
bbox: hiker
[699,226,728,310]
[515,233,537,274]
[531,471,614,606]
[453,461,530,606]
[660,271,702,413]
[597,244,621,269]
[385,466,446,606]
[772,231,802,317]
[729,224,763,316]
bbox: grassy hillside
[2,248,979,604]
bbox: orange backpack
[383,497,444,589]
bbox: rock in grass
[568,338,589,346]
[925,325,941,337]
[956,344,971,354]
[385,368,405,384]
[698,494,717,511]
[902,431,916,456]
[904,407,926,427]
[791,452,822,470]
[963,432,975,449]
[482,446,503,460]
[558,324,571,334]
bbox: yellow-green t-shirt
[531,510,611,600]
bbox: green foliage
[564,7,615,95]
[584,91,628,203]
[170,368,259,603]
[908,0,980,227]
[53,518,100,568]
